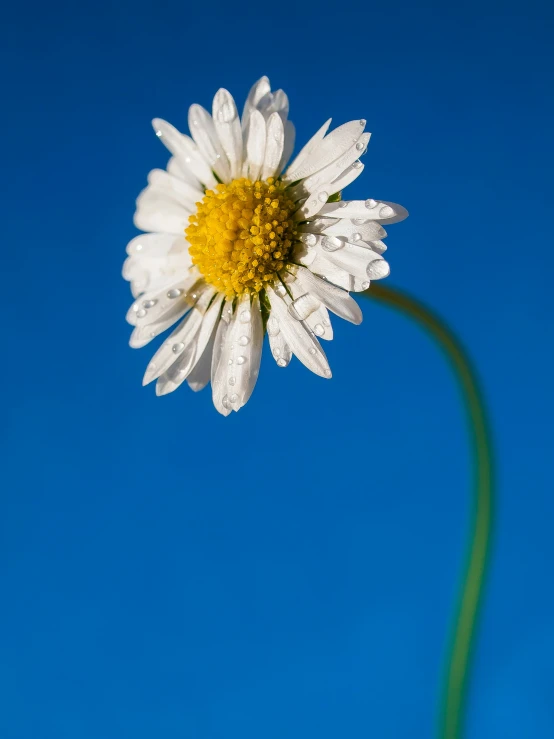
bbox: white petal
[258,89,289,122]
[188,104,232,183]
[125,232,189,258]
[147,169,203,208]
[266,315,292,367]
[212,89,243,179]
[134,190,192,235]
[156,294,224,395]
[152,119,217,188]
[291,133,370,198]
[129,302,191,348]
[166,156,202,188]
[123,251,191,298]
[284,119,366,182]
[261,112,284,180]
[325,162,364,193]
[266,285,331,378]
[319,199,408,224]
[209,295,263,413]
[211,307,232,416]
[143,287,216,385]
[277,120,296,176]
[284,119,331,181]
[306,254,370,292]
[292,265,362,325]
[187,327,217,392]
[322,219,387,242]
[283,271,333,341]
[126,269,200,326]
[244,109,266,181]
[242,76,271,132]
[322,241,390,281]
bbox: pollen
[186,178,298,298]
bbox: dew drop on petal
[228,358,233,365]
[362,281,370,290]
[172,342,184,353]
[355,142,364,151]
[229,393,238,403]
[309,347,316,355]
[222,394,231,409]
[273,347,281,357]
[274,284,287,297]
[351,233,361,242]
[228,376,236,386]
[321,235,345,252]
[313,324,324,336]
[359,119,366,126]
[318,191,329,203]
[352,218,369,226]
[379,205,394,218]
[238,335,250,346]
[277,358,287,367]
[240,309,251,323]
[142,299,157,309]
[365,199,377,209]
[352,160,363,169]
[236,356,246,365]
[167,288,183,299]
[136,309,147,318]
[301,233,317,247]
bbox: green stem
[362,285,494,739]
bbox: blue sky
[2,0,553,736]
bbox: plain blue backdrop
[2,0,553,736]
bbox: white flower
[123,76,408,415]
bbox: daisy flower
[123,76,407,415]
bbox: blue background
[2,0,553,736]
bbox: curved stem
[362,285,494,739]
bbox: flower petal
[283,119,366,182]
[266,315,292,367]
[319,199,408,224]
[152,118,217,188]
[156,294,224,396]
[134,191,192,235]
[244,109,266,181]
[261,112,284,180]
[292,265,363,325]
[277,120,296,176]
[212,89,243,180]
[266,284,332,378]
[284,119,332,181]
[188,104,232,183]
[126,269,201,326]
[142,287,216,385]
[242,76,271,132]
[283,271,334,340]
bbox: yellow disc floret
[186,177,297,298]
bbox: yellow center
[186,177,297,298]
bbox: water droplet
[324,369,332,378]
[309,347,316,355]
[267,317,280,336]
[167,288,183,299]
[236,356,246,365]
[229,393,238,403]
[222,394,231,409]
[351,232,362,242]
[142,299,157,309]
[301,233,317,247]
[314,324,324,336]
[155,130,162,137]
[136,309,147,318]
[359,119,366,126]
[150,331,155,338]
[361,281,370,290]
[321,235,345,252]
[355,142,364,151]
[135,243,143,252]
[274,284,287,297]
[238,335,250,346]
[172,342,184,353]
[365,199,377,209]
[191,293,198,300]
[318,191,329,203]
[352,218,369,226]
[288,293,320,321]
[352,160,363,169]
[239,309,251,323]
[339,201,348,208]
[274,347,281,357]
[228,358,233,365]
[228,376,236,386]
[379,205,394,218]
[277,358,287,367]
[366,258,390,280]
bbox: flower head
[123,77,407,415]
